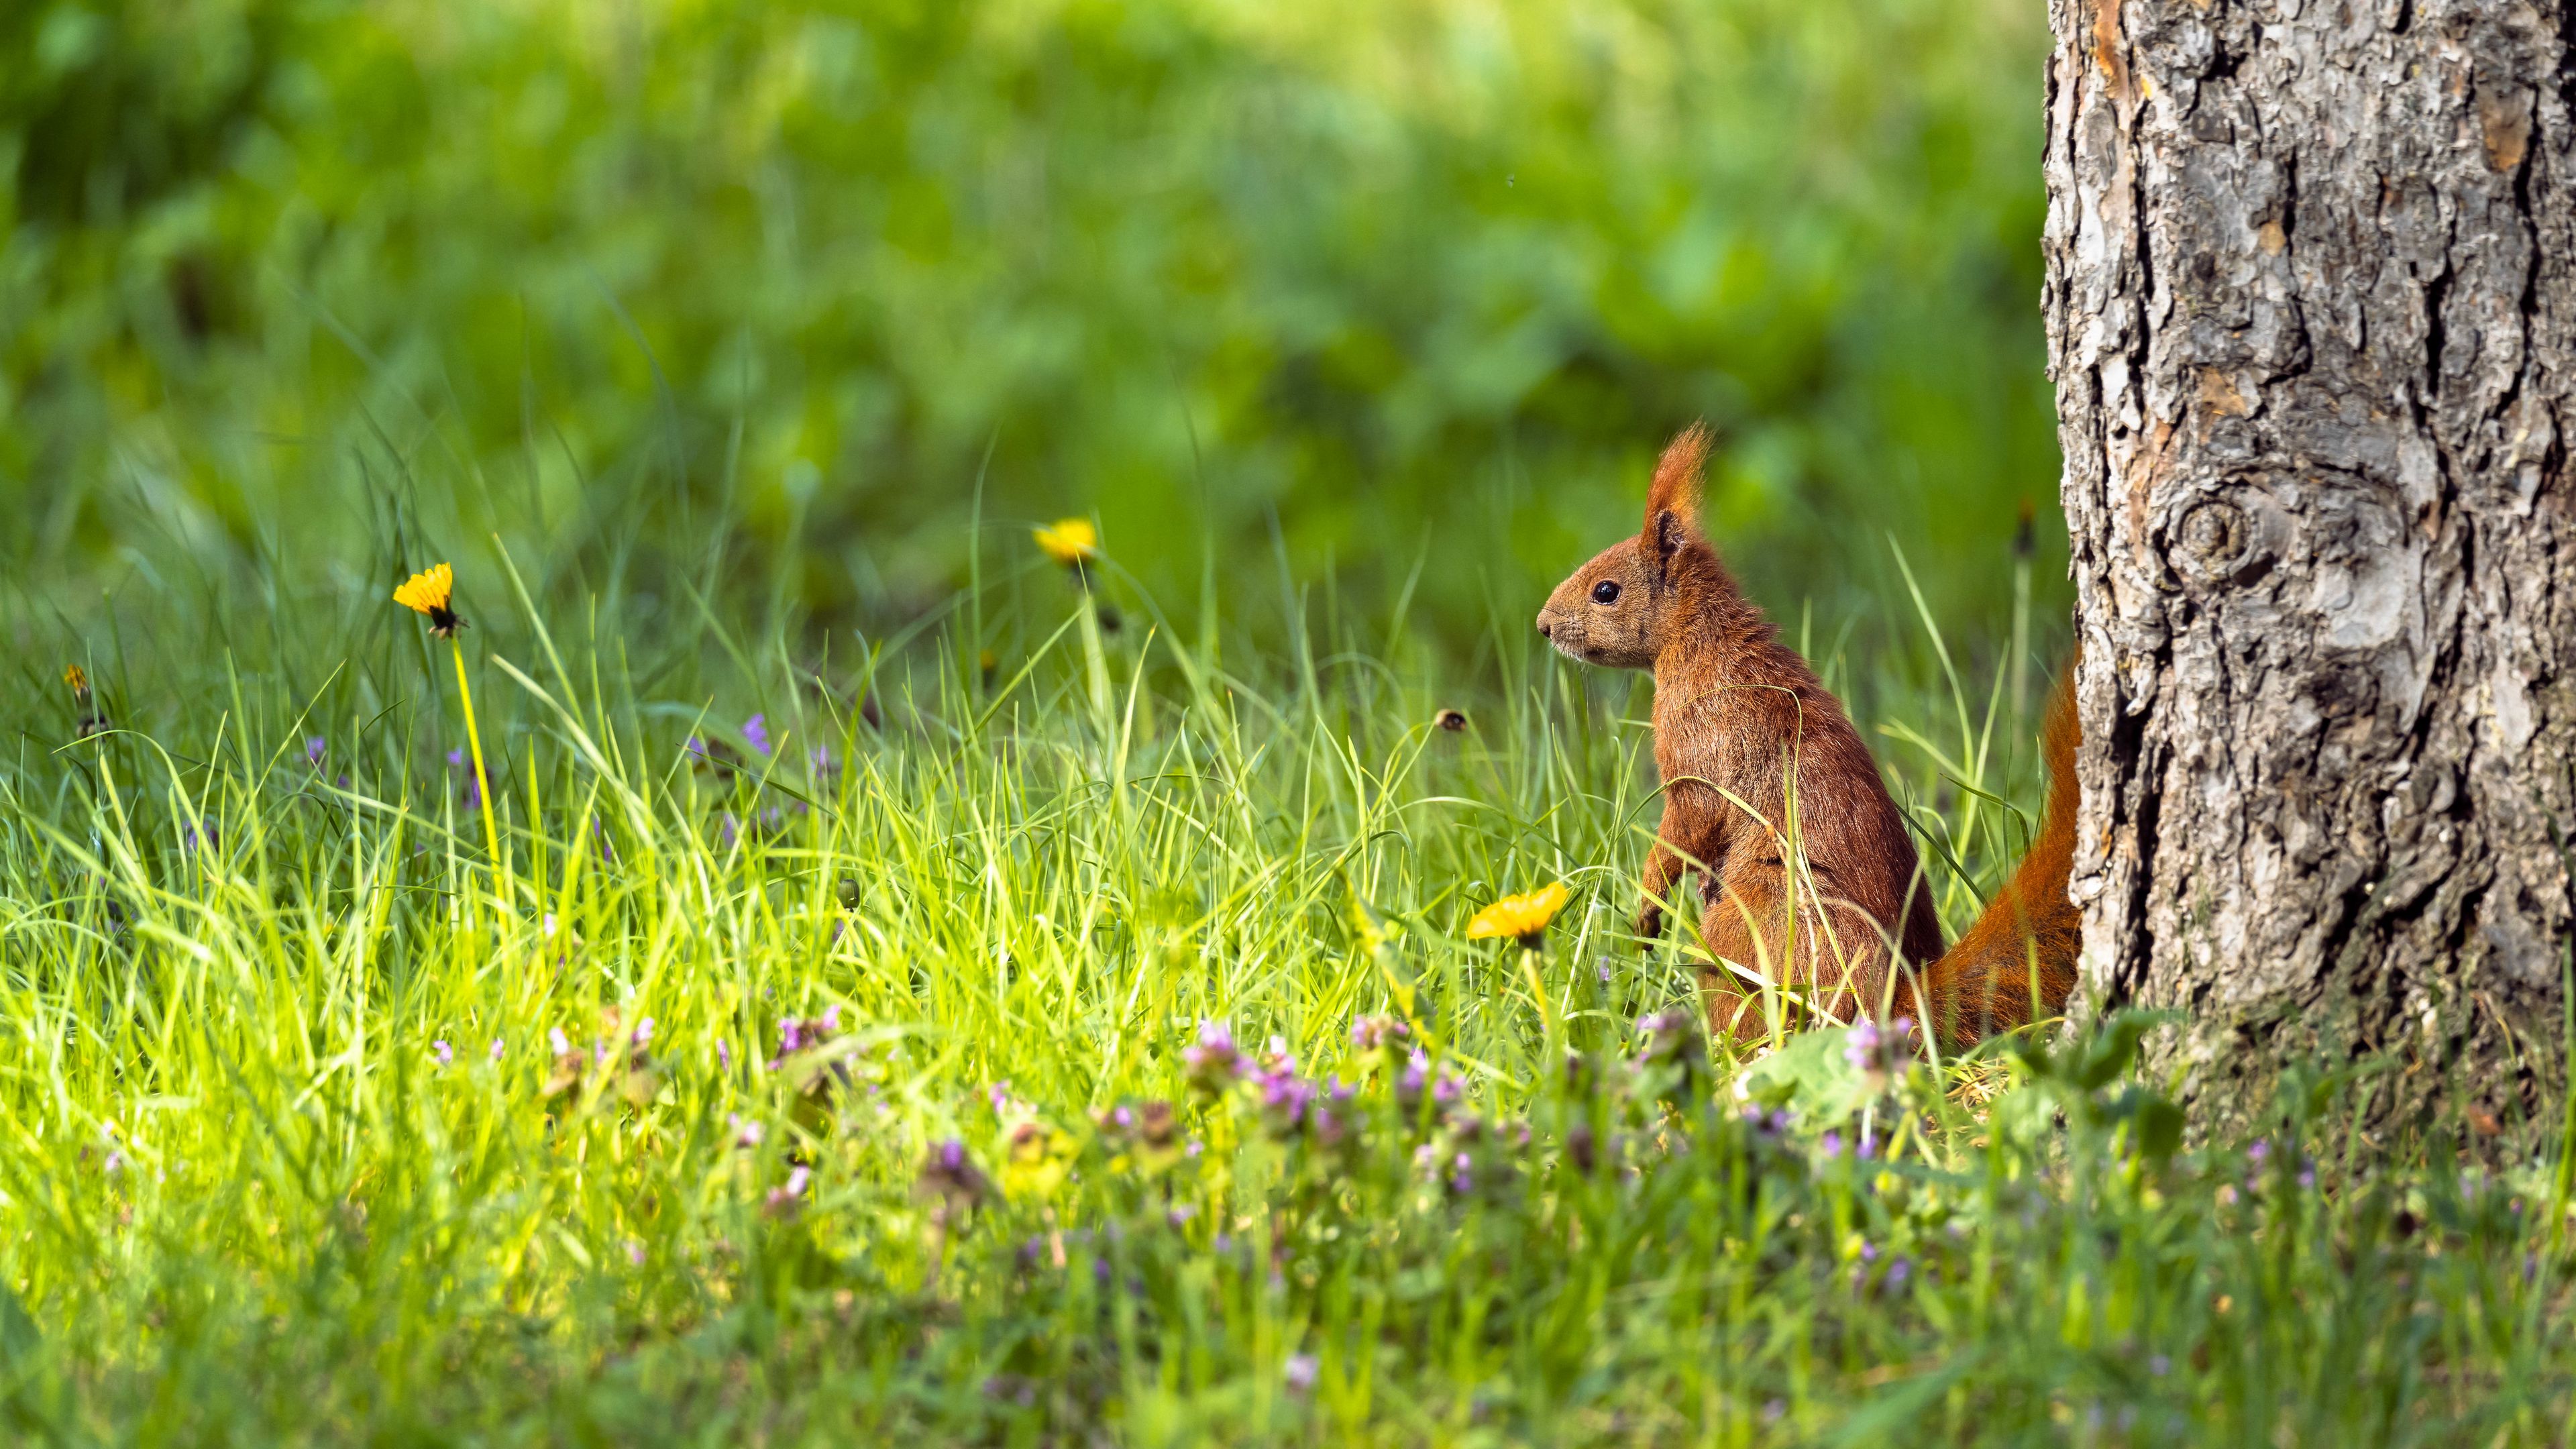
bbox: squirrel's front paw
[1633,902,1664,945]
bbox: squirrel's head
[1536,423,1712,672]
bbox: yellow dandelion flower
[64,663,107,737]
[1032,518,1099,567]
[392,562,465,637]
[1465,882,1572,947]
[393,560,502,879]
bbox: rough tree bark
[2044,0,2576,1136]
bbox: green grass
[5,550,2573,1445]
[11,3,2561,1440]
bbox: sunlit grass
[2,559,2571,1444]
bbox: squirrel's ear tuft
[1644,422,1712,539]
[1649,508,1688,582]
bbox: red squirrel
[1535,423,2080,1049]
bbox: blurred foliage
[0,0,2063,650]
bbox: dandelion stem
[451,635,506,883]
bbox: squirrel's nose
[1536,614,1552,639]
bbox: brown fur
[1910,657,2082,1045]
[1537,424,2080,1049]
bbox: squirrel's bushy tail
[1915,649,2083,1049]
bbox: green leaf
[2073,1011,2172,1091]
[1740,1027,1870,1123]
[2133,1095,2185,1163]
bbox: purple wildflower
[489,1036,504,1062]
[431,1039,453,1069]
[305,736,327,767]
[1349,1015,1409,1052]
[1845,1016,1915,1085]
[1395,1047,1468,1122]
[1181,1020,1247,1095]
[1284,1354,1320,1395]
[765,1164,811,1216]
[1188,1020,1238,1060]
[1309,1083,1355,1148]
[1821,1130,1844,1159]
[445,748,482,810]
[914,1138,993,1225]
[625,1240,646,1266]
[1566,1120,1601,1173]
[1254,1063,1318,1138]
[1634,1010,1699,1071]
[742,714,772,756]
[1844,1018,1881,1069]
[716,1039,731,1071]
[729,1114,765,1148]
[2247,1139,2271,1168]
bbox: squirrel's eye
[1591,580,1621,605]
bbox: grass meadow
[9,0,2576,1441]
[5,534,2575,1445]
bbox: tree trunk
[2044,0,2576,1138]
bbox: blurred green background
[1,0,2061,655]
